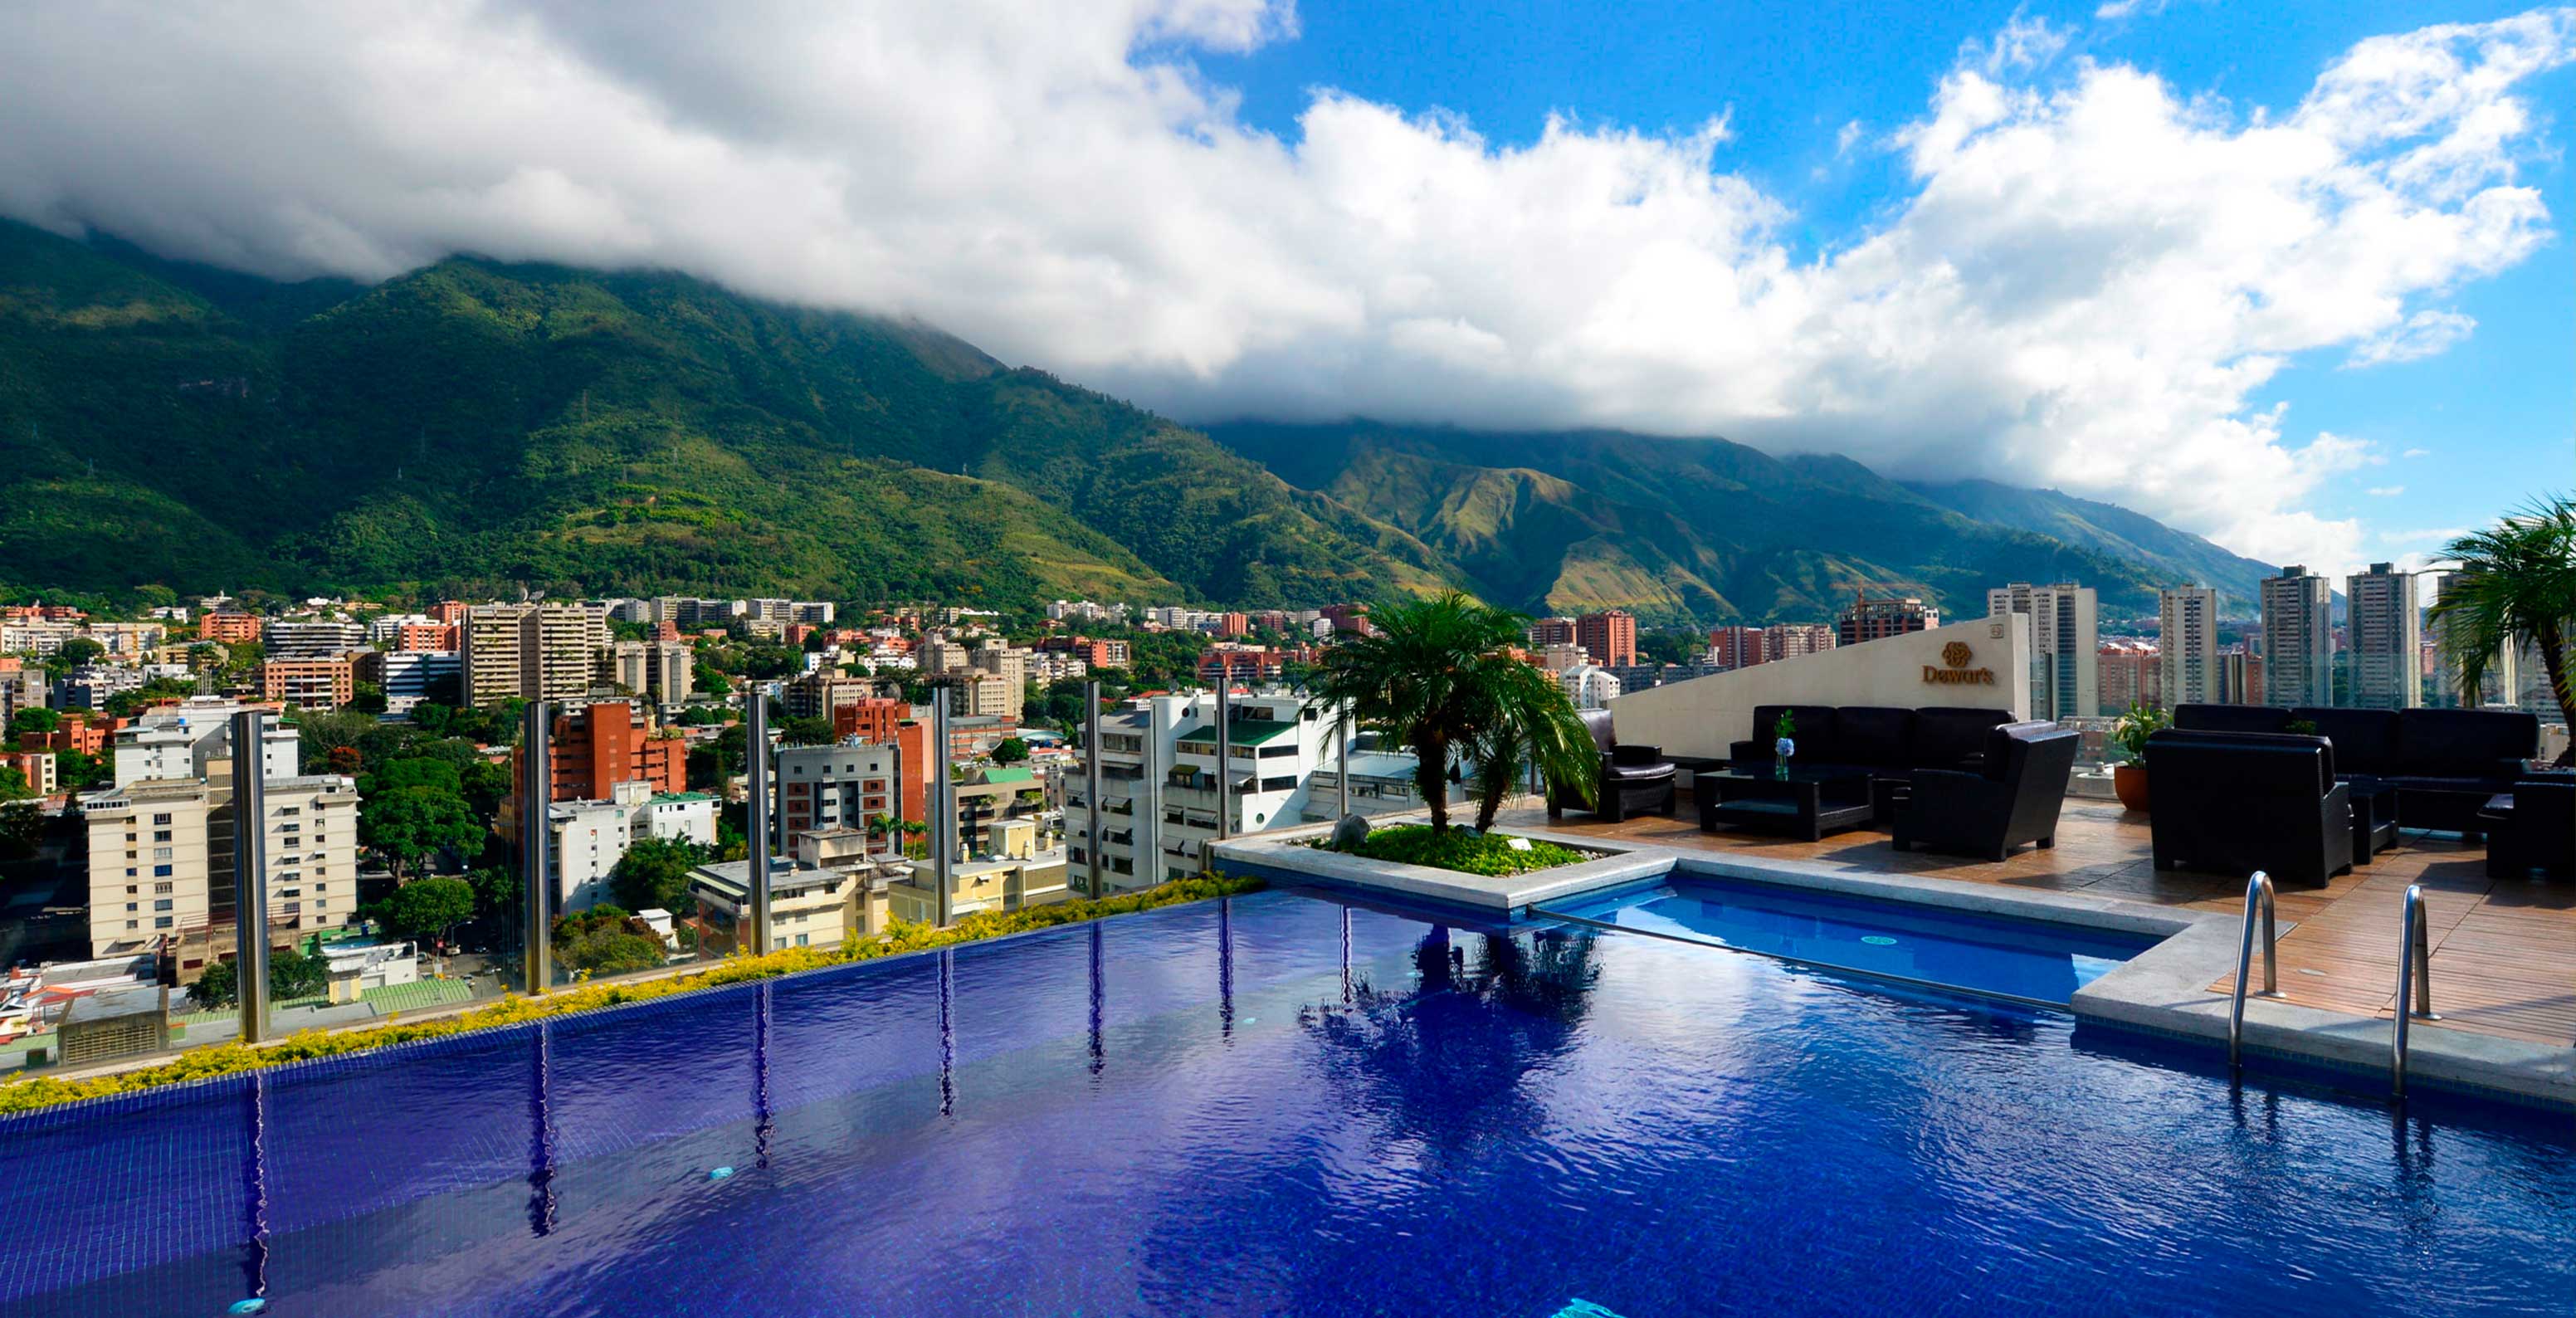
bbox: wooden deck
[1491,794,2576,1047]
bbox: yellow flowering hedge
[0,872,1264,1117]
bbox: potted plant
[2109,702,2169,812]
[1773,709,1797,781]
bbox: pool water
[10,888,2573,1316]
[1544,876,2157,1004]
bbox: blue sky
[2,0,2567,575]
[1190,0,2574,571]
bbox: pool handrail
[2392,882,2438,1100]
[2227,870,2277,1071]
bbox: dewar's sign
[1923,641,1997,686]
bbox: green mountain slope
[0,221,1433,608]
[0,218,2270,623]
[1902,479,2273,610]
[1210,421,2263,623]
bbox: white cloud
[1836,120,1866,157]
[2367,486,2407,496]
[2403,447,2434,457]
[2345,309,2479,367]
[0,2,2569,571]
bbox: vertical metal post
[931,694,953,926]
[2392,882,2438,1100]
[1336,707,1351,820]
[1084,680,1104,899]
[230,710,271,1043]
[1214,686,1232,841]
[520,700,554,993]
[747,687,773,954]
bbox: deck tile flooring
[1492,795,2576,1047]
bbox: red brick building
[394,622,459,652]
[1574,610,1637,669]
[831,696,907,744]
[1708,625,1765,670]
[21,712,118,756]
[539,700,685,802]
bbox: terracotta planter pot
[2112,764,2149,813]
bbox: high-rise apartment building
[1765,624,1836,661]
[110,700,300,788]
[1559,664,1621,710]
[357,649,460,717]
[461,603,611,707]
[1573,611,1638,669]
[2158,587,2220,708]
[2098,640,2160,712]
[535,700,685,803]
[262,620,366,660]
[260,657,355,710]
[82,769,360,973]
[2261,566,2334,708]
[2345,563,2422,710]
[2429,570,2514,707]
[1988,583,2099,719]
[1837,594,1938,647]
[609,639,695,708]
[1065,691,1351,893]
[775,742,902,839]
[1530,617,1579,649]
[1707,625,1764,670]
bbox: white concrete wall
[1611,614,2032,760]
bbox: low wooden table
[1696,765,1877,842]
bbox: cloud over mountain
[2,2,2567,571]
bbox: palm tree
[2429,496,2576,764]
[1305,592,1596,831]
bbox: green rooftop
[1173,718,1298,747]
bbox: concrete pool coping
[1213,818,2576,1111]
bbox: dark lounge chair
[1549,710,1676,823]
[1891,720,2079,861]
[2144,729,2355,886]
[2483,780,2576,880]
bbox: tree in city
[382,875,477,951]
[271,945,330,999]
[42,637,105,678]
[2432,495,2576,764]
[779,715,836,746]
[1305,592,1594,832]
[990,736,1029,764]
[360,784,485,880]
[611,836,705,914]
[0,802,42,858]
[189,959,238,1009]
[0,767,33,801]
[553,907,666,978]
[8,707,60,738]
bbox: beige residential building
[462,603,611,707]
[82,769,360,975]
[2261,567,2334,708]
[2345,563,2422,710]
[691,857,867,954]
[952,671,1023,721]
[609,639,695,708]
[2158,587,2220,708]
[1988,583,2099,719]
[892,818,1070,925]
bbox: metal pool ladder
[2392,883,2439,1100]
[2227,871,2277,1071]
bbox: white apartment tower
[2344,563,2422,710]
[1988,583,2099,719]
[1064,691,1349,893]
[2261,567,2334,708]
[2158,587,2220,709]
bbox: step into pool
[1539,876,2157,1005]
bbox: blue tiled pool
[10,888,2573,1316]
[1543,876,2158,1004]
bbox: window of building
[154,916,173,929]
[153,864,173,877]
[152,813,171,825]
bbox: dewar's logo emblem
[1924,639,1996,686]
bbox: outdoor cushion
[1834,706,1918,768]
[2397,708,2539,778]
[2173,704,2291,735]
[1910,707,2013,770]
[2294,707,2402,777]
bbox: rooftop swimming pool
[12,887,2573,1316]
[1541,876,2157,1005]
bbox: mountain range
[0,219,2269,624]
